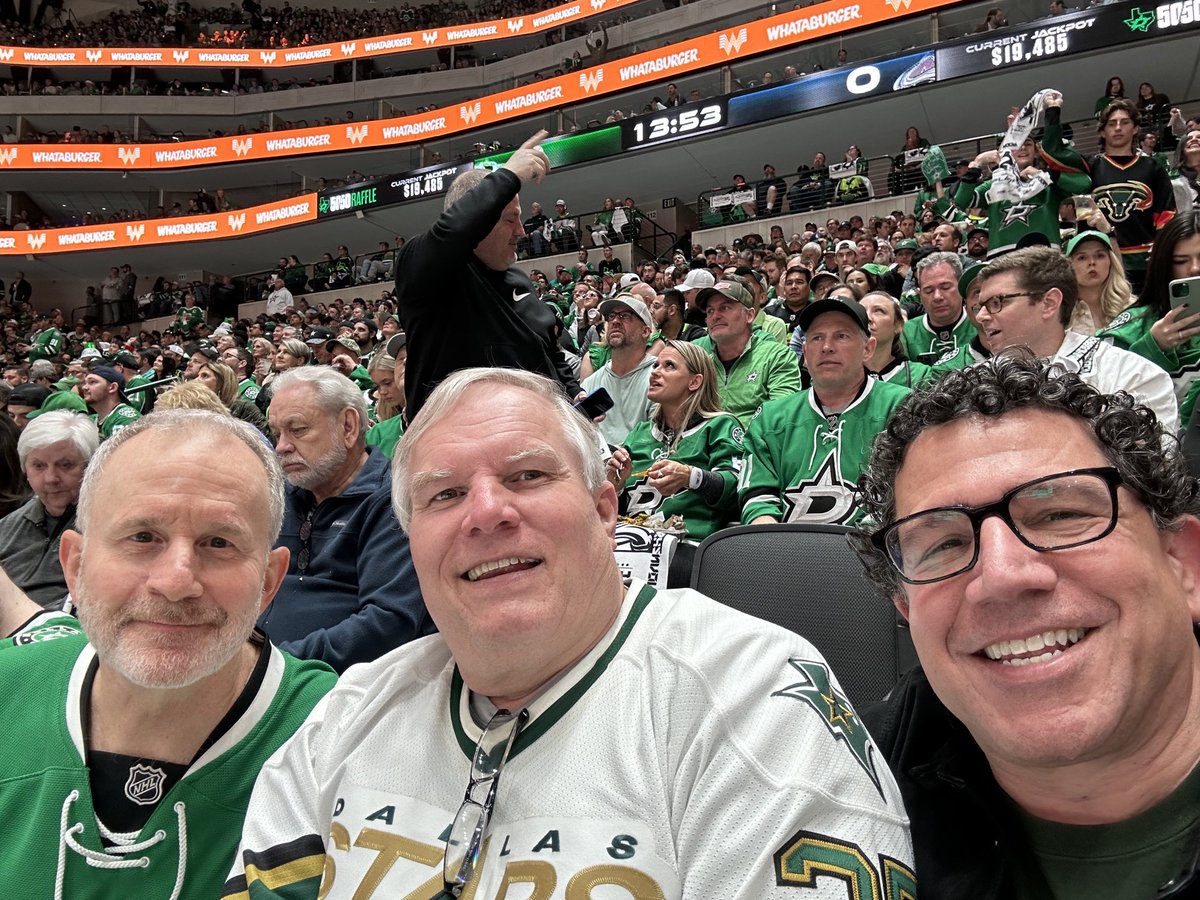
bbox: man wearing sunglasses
[964,246,1178,433]
[225,366,914,899]
[853,356,1200,898]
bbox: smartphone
[1170,277,1200,315]
[574,387,614,419]
[1074,195,1096,219]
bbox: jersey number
[775,832,916,900]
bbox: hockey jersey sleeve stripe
[222,833,326,899]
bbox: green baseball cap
[1065,230,1114,256]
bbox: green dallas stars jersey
[29,326,64,362]
[238,378,261,403]
[617,414,744,540]
[953,170,1090,258]
[1099,306,1200,422]
[0,634,334,900]
[1,607,80,650]
[902,308,977,366]
[97,402,141,440]
[123,370,156,414]
[739,377,910,525]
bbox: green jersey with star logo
[739,378,910,524]
[124,371,156,413]
[902,308,977,365]
[617,414,744,540]
[98,403,141,440]
[238,378,261,403]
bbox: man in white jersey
[225,367,915,899]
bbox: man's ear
[60,529,83,599]
[1163,516,1200,624]
[893,591,911,621]
[1041,287,1064,322]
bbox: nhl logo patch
[125,764,167,806]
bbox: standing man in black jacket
[852,356,1200,899]
[396,130,580,419]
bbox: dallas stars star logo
[1123,7,1155,32]
[1002,201,1036,227]
[782,454,856,525]
[774,659,883,797]
[318,197,330,214]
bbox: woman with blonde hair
[364,341,406,458]
[156,380,231,414]
[195,360,271,438]
[1066,230,1133,334]
[606,340,742,539]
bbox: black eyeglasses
[442,707,529,897]
[604,311,637,323]
[969,291,1043,316]
[872,467,1123,585]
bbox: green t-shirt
[1011,759,1200,899]
[365,415,405,458]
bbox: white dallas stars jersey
[225,581,915,899]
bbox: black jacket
[396,168,580,418]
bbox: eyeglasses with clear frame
[872,467,1124,585]
[441,707,529,897]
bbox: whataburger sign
[0,0,954,172]
[0,195,316,255]
[0,0,642,68]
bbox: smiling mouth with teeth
[983,628,1089,666]
[464,558,541,582]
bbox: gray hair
[915,250,964,286]
[277,338,310,361]
[444,168,490,211]
[29,360,56,381]
[77,409,286,544]
[18,410,99,468]
[271,366,368,438]
[392,367,605,531]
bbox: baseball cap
[1015,232,1052,251]
[1066,230,1114,256]
[113,351,138,369]
[80,347,103,360]
[810,270,840,290]
[959,261,986,299]
[8,384,51,410]
[91,365,126,390]
[835,239,857,252]
[166,344,185,356]
[27,389,88,419]
[598,295,653,328]
[696,279,754,311]
[797,296,871,336]
[680,269,716,292]
[306,327,334,345]
[967,225,989,239]
[618,273,641,289]
[894,238,919,252]
[328,336,361,357]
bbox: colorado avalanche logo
[125,764,167,806]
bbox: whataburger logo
[173,49,190,62]
[259,50,276,64]
[460,102,482,125]
[86,49,102,62]
[0,48,12,62]
[232,137,253,157]
[26,232,46,251]
[125,223,145,242]
[117,146,141,166]
[346,124,369,144]
[227,213,246,231]
[719,27,748,55]
[885,0,913,10]
[423,30,438,45]
[0,147,16,166]
[591,0,605,9]
[580,69,604,93]
[507,18,524,32]
[341,41,356,55]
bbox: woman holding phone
[606,341,742,540]
[1099,211,1200,422]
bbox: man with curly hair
[853,356,1200,898]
